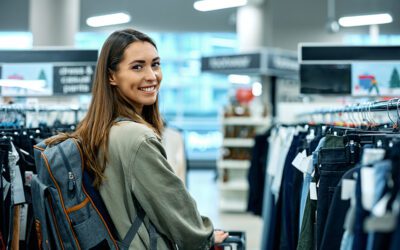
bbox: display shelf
[222,138,254,147]
[217,160,251,170]
[218,114,270,212]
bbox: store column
[236,0,277,116]
[29,0,80,47]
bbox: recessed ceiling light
[86,13,131,27]
[338,13,393,27]
[194,0,247,12]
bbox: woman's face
[110,41,162,113]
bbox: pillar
[29,0,80,47]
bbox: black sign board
[201,50,298,78]
[201,53,261,72]
[53,65,95,95]
[267,53,299,72]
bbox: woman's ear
[108,71,118,86]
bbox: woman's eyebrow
[128,57,160,65]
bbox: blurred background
[0,0,399,249]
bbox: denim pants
[320,167,360,250]
[316,151,354,248]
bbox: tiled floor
[187,169,263,250]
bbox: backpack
[30,136,153,250]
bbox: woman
[72,28,228,249]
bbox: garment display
[254,100,400,250]
[0,107,78,250]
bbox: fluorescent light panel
[86,13,131,27]
[194,0,247,12]
[338,13,393,27]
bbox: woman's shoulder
[109,121,157,147]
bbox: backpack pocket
[68,198,116,250]
[31,176,52,250]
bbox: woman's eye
[132,65,143,70]
[152,62,161,68]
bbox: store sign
[268,53,299,72]
[201,53,261,71]
[53,65,95,94]
[0,50,97,96]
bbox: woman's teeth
[140,86,155,92]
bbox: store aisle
[187,169,263,250]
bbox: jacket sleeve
[128,136,214,249]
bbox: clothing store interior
[1,0,400,249]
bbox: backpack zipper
[57,147,76,192]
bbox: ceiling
[0,0,399,35]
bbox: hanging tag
[19,204,28,240]
[9,143,25,205]
[310,182,318,200]
[292,150,307,171]
[341,179,356,200]
[361,167,375,211]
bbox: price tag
[292,150,307,171]
[361,167,375,211]
[341,179,356,200]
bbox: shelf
[223,138,254,147]
[219,199,247,212]
[219,181,249,191]
[222,117,270,126]
[217,160,250,170]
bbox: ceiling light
[86,13,131,27]
[228,74,251,84]
[194,0,247,12]
[338,13,393,27]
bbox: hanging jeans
[320,166,360,250]
[316,135,357,249]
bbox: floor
[187,169,263,250]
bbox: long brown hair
[50,29,164,188]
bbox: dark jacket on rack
[247,131,270,216]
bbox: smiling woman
[67,28,228,249]
[109,40,162,114]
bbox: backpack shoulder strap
[120,195,158,250]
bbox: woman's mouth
[139,86,156,92]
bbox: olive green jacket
[99,121,214,249]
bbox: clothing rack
[0,104,87,126]
[298,99,400,125]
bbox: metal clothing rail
[296,99,400,126]
[300,99,400,116]
[0,104,88,126]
